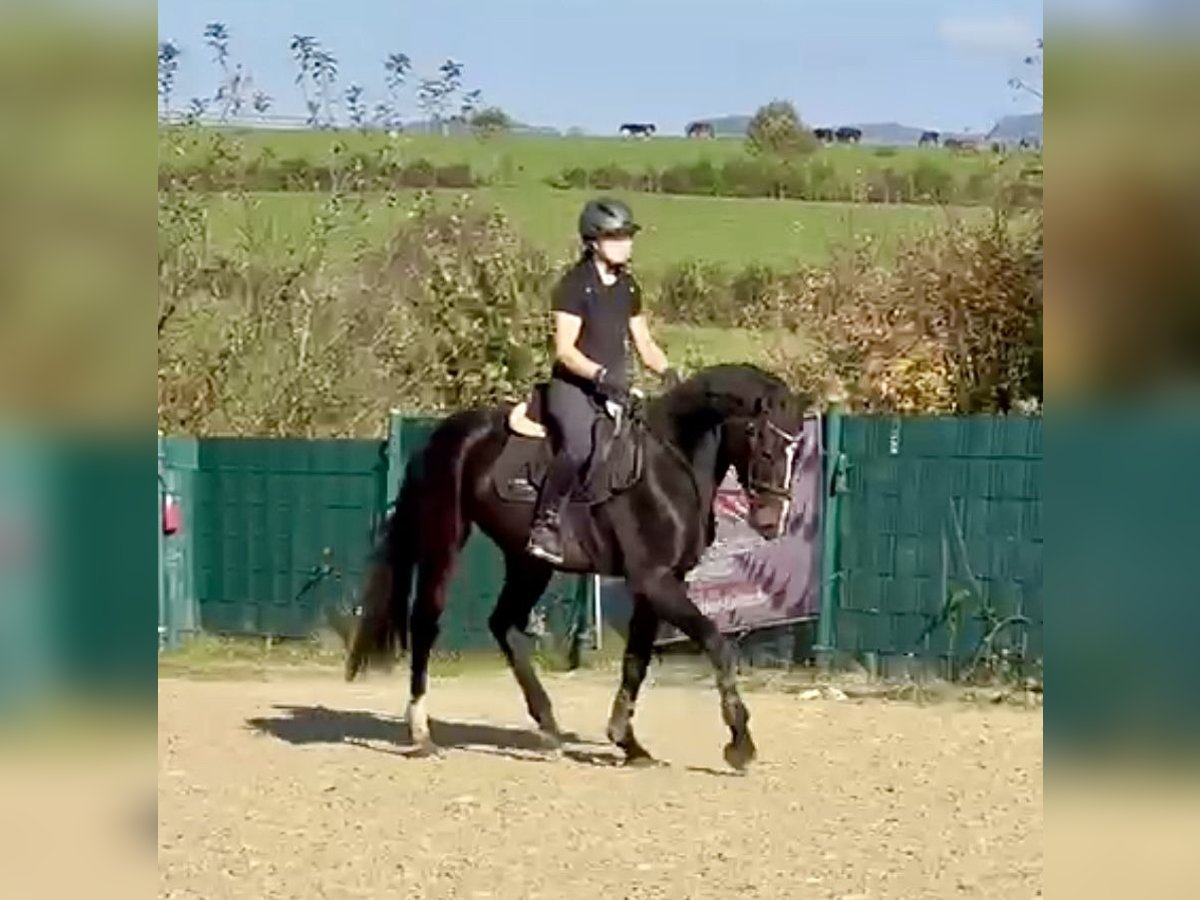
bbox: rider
[526,197,679,565]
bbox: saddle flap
[494,414,644,506]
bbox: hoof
[409,740,442,759]
[624,752,659,769]
[537,726,564,751]
[723,738,757,772]
[621,741,658,768]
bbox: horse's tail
[345,458,422,681]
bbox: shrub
[588,164,635,190]
[435,163,475,188]
[911,158,954,203]
[399,158,437,188]
[803,158,837,201]
[656,261,732,324]
[551,167,589,190]
[766,215,1043,413]
[158,193,559,435]
[746,100,818,159]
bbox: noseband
[747,419,802,500]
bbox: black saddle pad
[494,410,644,506]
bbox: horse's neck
[650,409,731,510]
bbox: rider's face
[595,233,634,267]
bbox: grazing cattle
[813,127,835,143]
[835,126,862,144]
[619,122,657,138]
[686,120,715,139]
[918,130,940,147]
[944,137,978,152]
[1018,136,1041,151]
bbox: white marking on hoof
[407,696,430,747]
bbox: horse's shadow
[245,704,622,767]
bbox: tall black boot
[526,453,576,565]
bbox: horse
[619,122,657,138]
[346,364,810,771]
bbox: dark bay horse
[346,364,809,770]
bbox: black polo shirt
[550,258,643,386]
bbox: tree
[203,22,245,122]
[471,105,513,139]
[290,34,320,127]
[746,100,817,158]
[311,49,339,129]
[458,88,483,123]
[418,58,465,134]
[345,83,367,132]
[383,51,411,130]
[157,40,180,117]
[1009,37,1043,100]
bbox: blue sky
[157,0,1043,134]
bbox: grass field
[201,187,984,277]
[163,128,1034,188]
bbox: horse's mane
[651,364,790,420]
[646,363,795,452]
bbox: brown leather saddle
[494,383,645,506]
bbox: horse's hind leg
[606,596,658,765]
[407,541,458,755]
[488,553,561,748]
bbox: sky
[157,0,1043,135]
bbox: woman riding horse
[345,202,809,772]
[527,197,679,566]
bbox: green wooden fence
[821,414,1043,676]
[160,412,1042,672]
[159,415,592,653]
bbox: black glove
[593,367,629,403]
[661,367,682,390]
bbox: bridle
[746,417,803,502]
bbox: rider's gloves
[593,367,629,403]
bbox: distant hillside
[689,116,932,145]
[988,113,1042,144]
[402,118,560,137]
[847,122,928,146]
[694,115,751,137]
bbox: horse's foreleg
[488,554,561,748]
[633,569,756,771]
[606,596,658,765]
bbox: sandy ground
[159,669,1042,899]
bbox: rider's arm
[553,312,604,381]
[629,315,669,375]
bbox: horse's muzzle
[747,499,783,539]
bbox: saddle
[494,383,645,506]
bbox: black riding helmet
[578,197,641,241]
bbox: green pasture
[200,187,984,277]
[161,128,1034,188]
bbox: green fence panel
[388,415,593,653]
[832,415,1042,675]
[194,438,388,638]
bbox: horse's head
[657,364,811,541]
[729,387,808,539]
